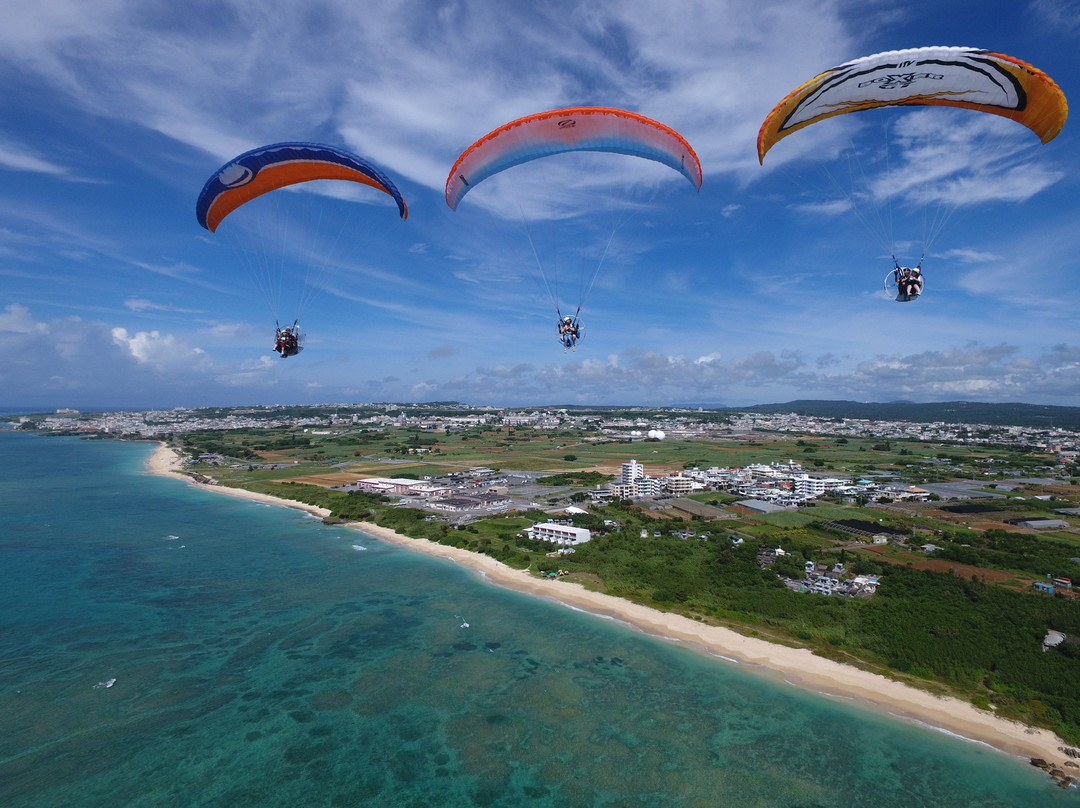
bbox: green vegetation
[535,471,612,487]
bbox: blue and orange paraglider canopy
[196,142,407,232]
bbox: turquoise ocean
[0,430,1071,807]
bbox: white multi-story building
[636,477,662,497]
[793,475,827,499]
[621,459,645,485]
[526,522,592,546]
[663,475,696,495]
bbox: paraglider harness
[275,320,301,358]
[889,257,924,303]
[557,308,583,352]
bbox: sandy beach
[146,442,1076,777]
[145,442,332,519]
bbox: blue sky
[2,0,1078,411]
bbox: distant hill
[737,400,1080,430]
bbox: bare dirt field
[907,558,1018,583]
[862,545,1028,586]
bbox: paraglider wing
[196,142,408,232]
[757,47,1068,163]
[445,107,702,210]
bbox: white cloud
[0,302,50,334]
[0,1,852,194]
[125,298,204,314]
[936,248,999,264]
[0,139,69,176]
[111,327,206,368]
[330,339,1080,408]
[11,313,1077,408]
[0,304,267,408]
[1031,0,1080,34]
[202,321,257,339]
[865,111,1064,209]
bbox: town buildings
[15,403,1080,460]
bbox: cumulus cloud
[0,304,281,409]
[11,308,1078,408]
[410,381,441,396]
[338,340,1080,408]
[0,302,50,334]
[111,327,204,368]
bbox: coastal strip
[146,442,1075,778]
[145,442,331,519]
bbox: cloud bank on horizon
[0,0,1077,410]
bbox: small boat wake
[93,678,116,690]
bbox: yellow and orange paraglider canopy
[758,46,1067,164]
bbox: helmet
[563,316,572,323]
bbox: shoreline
[146,442,1075,778]
[145,442,332,519]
